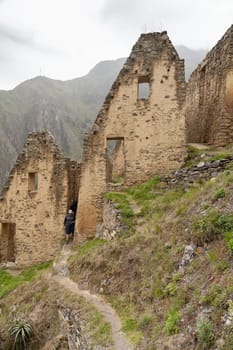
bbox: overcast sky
[0,0,232,90]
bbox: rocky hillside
[1,144,233,349]
[67,144,233,349]
[0,47,207,189]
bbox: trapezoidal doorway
[0,222,16,262]
[106,138,125,184]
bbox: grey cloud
[0,24,36,47]
[0,23,62,55]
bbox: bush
[185,145,201,167]
[223,232,233,254]
[192,209,233,244]
[214,188,225,199]
[165,309,181,335]
[197,320,215,349]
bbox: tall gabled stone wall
[76,31,186,241]
[0,132,80,267]
[186,25,233,146]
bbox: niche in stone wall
[106,138,125,184]
[0,222,16,262]
[137,75,150,100]
[28,172,38,192]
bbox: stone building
[76,31,187,240]
[186,25,233,146]
[0,132,80,267]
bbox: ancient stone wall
[0,132,80,267]
[76,31,187,240]
[186,25,233,146]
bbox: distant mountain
[0,58,125,187]
[0,46,207,188]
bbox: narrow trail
[53,245,133,350]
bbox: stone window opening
[0,222,16,262]
[137,76,150,100]
[106,138,125,184]
[28,172,38,192]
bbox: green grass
[214,188,225,199]
[192,209,233,244]
[184,145,203,167]
[70,239,107,260]
[109,296,142,345]
[127,176,161,202]
[0,261,51,298]
[197,320,215,349]
[105,191,135,229]
[207,152,232,161]
[165,309,181,335]
[88,310,112,347]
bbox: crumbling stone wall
[186,25,233,146]
[0,132,80,267]
[76,31,186,240]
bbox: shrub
[138,314,153,330]
[185,145,201,167]
[165,309,181,335]
[164,282,177,297]
[214,188,225,199]
[192,209,233,244]
[192,209,221,244]
[197,320,215,349]
[223,232,233,254]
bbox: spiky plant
[8,318,34,350]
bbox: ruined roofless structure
[0,132,80,267]
[2,26,233,260]
[186,25,233,146]
[76,31,187,241]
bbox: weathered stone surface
[76,32,186,240]
[162,157,233,186]
[96,200,125,240]
[186,25,233,147]
[0,132,80,267]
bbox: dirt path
[53,245,133,350]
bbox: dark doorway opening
[0,223,16,262]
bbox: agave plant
[8,318,34,350]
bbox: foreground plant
[197,320,215,349]
[7,318,35,350]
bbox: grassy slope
[2,145,233,349]
[68,145,233,349]
[0,265,112,349]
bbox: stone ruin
[0,132,80,267]
[186,25,233,146]
[1,25,233,263]
[76,31,187,241]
